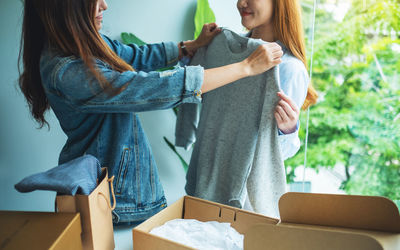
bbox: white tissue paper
[149,219,244,250]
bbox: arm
[54,40,282,113]
[276,61,309,160]
[177,23,222,60]
[203,42,282,93]
[54,59,204,113]
[102,34,179,72]
[101,23,222,72]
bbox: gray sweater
[175,29,286,218]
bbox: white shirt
[277,42,309,160]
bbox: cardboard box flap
[279,192,400,233]
[133,195,399,250]
[0,211,82,250]
[244,224,384,250]
[183,196,279,234]
[133,196,278,250]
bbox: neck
[250,23,276,42]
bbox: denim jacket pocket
[115,147,131,195]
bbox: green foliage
[194,0,216,39]
[288,0,400,201]
[121,32,146,46]
[163,137,189,172]
[120,33,176,73]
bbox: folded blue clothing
[15,154,102,195]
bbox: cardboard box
[0,211,82,250]
[132,193,400,250]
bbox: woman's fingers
[196,23,222,48]
[277,92,299,112]
[272,58,282,65]
[274,110,283,124]
[206,22,219,33]
[274,92,300,134]
[266,43,283,61]
[272,50,283,60]
[275,104,289,121]
[242,43,283,76]
[268,43,282,53]
[203,23,221,35]
[278,100,297,120]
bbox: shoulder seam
[52,56,77,93]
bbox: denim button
[193,90,202,98]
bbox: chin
[241,20,253,30]
[242,19,254,30]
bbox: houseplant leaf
[121,32,146,46]
[163,137,189,172]
[194,0,216,39]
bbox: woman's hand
[183,23,222,57]
[274,92,299,134]
[241,43,283,77]
[195,23,222,47]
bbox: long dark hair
[18,0,134,128]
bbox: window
[285,0,400,208]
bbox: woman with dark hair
[18,0,282,225]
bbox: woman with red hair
[179,0,318,218]
[238,0,318,154]
[237,0,318,213]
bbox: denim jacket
[40,34,204,224]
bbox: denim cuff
[182,65,204,104]
[179,56,191,66]
[164,41,179,67]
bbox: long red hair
[273,0,318,109]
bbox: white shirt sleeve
[279,130,301,160]
[278,58,309,160]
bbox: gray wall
[0,0,241,211]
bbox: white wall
[0,0,242,211]
[0,0,66,211]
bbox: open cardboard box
[0,211,82,250]
[133,192,400,250]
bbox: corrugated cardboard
[133,196,279,250]
[132,193,400,250]
[245,192,400,250]
[0,211,82,250]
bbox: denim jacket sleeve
[101,34,179,72]
[52,57,204,113]
[174,47,207,149]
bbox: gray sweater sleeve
[175,103,200,150]
[175,47,207,150]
